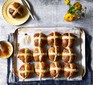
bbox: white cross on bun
[64,63,78,79]
[34,33,47,47]
[33,47,48,62]
[48,46,62,61]
[50,62,63,78]
[47,32,62,46]
[62,48,76,63]
[62,33,76,48]
[35,62,49,78]
[20,63,34,79]
[8,2,23,18]
[17,48,33,63]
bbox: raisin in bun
[33,47,47,61]
[34,33,47,47]
[9,2,23,18]
[47,32,61,46]
[64,63,78,79]
[19,64,34,79]
[35,62,49,78]
[17,48,33,63]
[62,48,76,63]
[62,33,76,48]
[48,46,62,61]
[50,62,63,78]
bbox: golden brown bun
[34,33,47,47]
[0,41,13,58]
[47,32,61,46]
[17,48,33,63]
[62,48,76,63]
[20,63,34,78]
[48,46,62,61]
[33,47,47,61]
[50,62,63,78]
[35,62,49,78]
[9,2,23,18]
[62,33,76,48]
[64,63,78,79]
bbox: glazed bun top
[34,32,47,47]
[48,46,62,61]
[47,32,61,46]
[17,48,33,63]
[33,47,47,61]
[64,63,78,79]
[35,62,49,78]
[62,33,76,48]
[62,48,76,63]
[19,63,34,78]
[8,2,23,18]
[50,62,62,78]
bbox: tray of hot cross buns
[13,26,86,81]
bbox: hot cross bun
[62,33,76,48]
[50,62,63,78]
[17,48,33,63]
[64,63,78,79]
[34,33,47,47]
[9,2,23,18]
[35,62,49,78]
[47,32,61,46]
[33,47,47,61]
[48,46,62,61]
[19,63,34,79]
[62,48,76,63]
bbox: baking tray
[13,26,86,82]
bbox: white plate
[2,0,30,25]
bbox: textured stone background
[0,0,93,85]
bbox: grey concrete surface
[0,0,93,85]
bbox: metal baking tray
[13,26,86,82]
